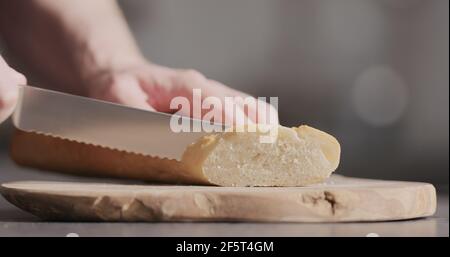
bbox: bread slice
[10,125,340,186]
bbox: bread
[10,125,340,186]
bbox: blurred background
[0,0,448,187]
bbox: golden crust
[10,125,340,186]
[10,129,211,185]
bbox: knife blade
[12,85,226,161]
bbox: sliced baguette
[10,125,340,186]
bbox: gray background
[0,0,448,188]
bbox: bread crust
[10,129,210,185]
[10,125,340,186]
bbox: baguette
[10,125,340,186]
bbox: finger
[0,84,19,124]
[220,98,249,126]
[254,98,279,125]
[234,104,251,126]
[207,79,278,125]
[91,74,156,111]
[225,88,279,125]
[0,55,27,85]
[0,55,7,66]
[8,67,27,85]
[0,57,20,123]
[137,68,187,113]
[198,80,252,126]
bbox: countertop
[0,153,448,237]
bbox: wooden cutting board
[0,175,436,222]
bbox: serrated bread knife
[12,85,226,161]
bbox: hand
[0,55,26,124]
[0,0,278,126]
[84,62,279,126]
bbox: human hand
[0,0,277,126]
[83,62,279,126]
[0,55,26,124]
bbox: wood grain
[0,176,436,222]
